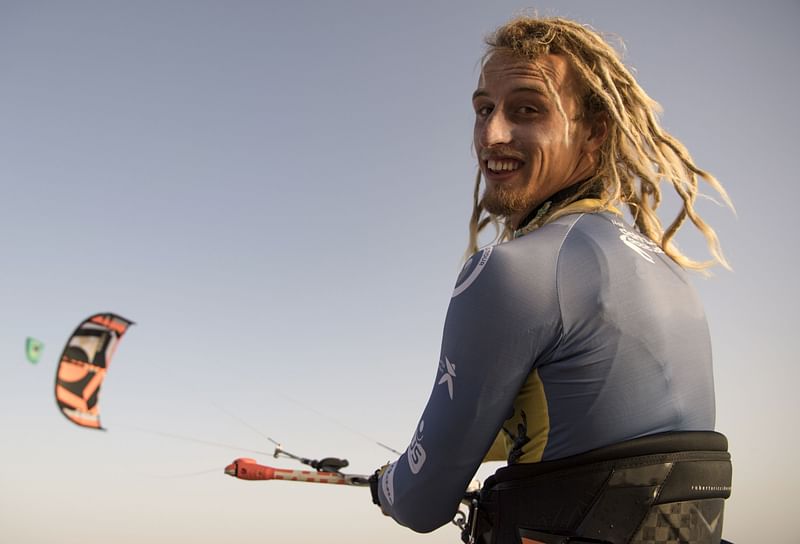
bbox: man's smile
[486,158,523,173]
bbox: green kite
[26,337,44,364]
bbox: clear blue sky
[1,1,797,542]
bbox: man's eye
[475,105,493,117]
[517,105,539,114]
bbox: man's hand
[368,464,390,508]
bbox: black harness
[463,431,732,544]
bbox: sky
[1,1,797,542]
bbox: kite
[25,337,44,364]
[54,313,134,429]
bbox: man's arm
[376,242,563,532]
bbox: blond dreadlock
[467,16,733,272]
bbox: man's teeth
[487,159,520,172]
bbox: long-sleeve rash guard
[377,211,715,533]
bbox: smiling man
[370,16,733,544]
[473,52,602,228]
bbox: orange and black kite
[54,313,134,430]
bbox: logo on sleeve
[407,420,427,474]
[437,356,456,400]
[452,246,493,298]
[610,218,664,263]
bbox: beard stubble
[481,181,535,218]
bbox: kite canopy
[54,313,134,430]
[25,337,44,364]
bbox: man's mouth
[486,158,523,174]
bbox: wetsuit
[376,210,716,533]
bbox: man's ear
[583,113,608,154]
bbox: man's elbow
[394,502,459,534]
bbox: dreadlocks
[467,16,732,272]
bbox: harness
[463,431,732,544]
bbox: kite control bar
[224,457,370,486]
[225,440,370,485]
[225,457,478,537]
[225,442,479,534]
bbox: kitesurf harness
[462,431,732,544]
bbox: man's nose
[479,111,512,147]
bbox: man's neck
[512,179,603,234]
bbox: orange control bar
[225,458,370,486]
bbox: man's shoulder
[553,211,690,285]
[544,210,656,258]
[454,212,628,299]
[507,213,591,251]
[466,215,585,287]
[509,211,595,255]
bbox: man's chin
[482,188,530,218]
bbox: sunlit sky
[1,1,797,543]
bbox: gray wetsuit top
[377,210,715,533]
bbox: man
[370,16,733,544]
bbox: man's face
[472,52,599,227]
